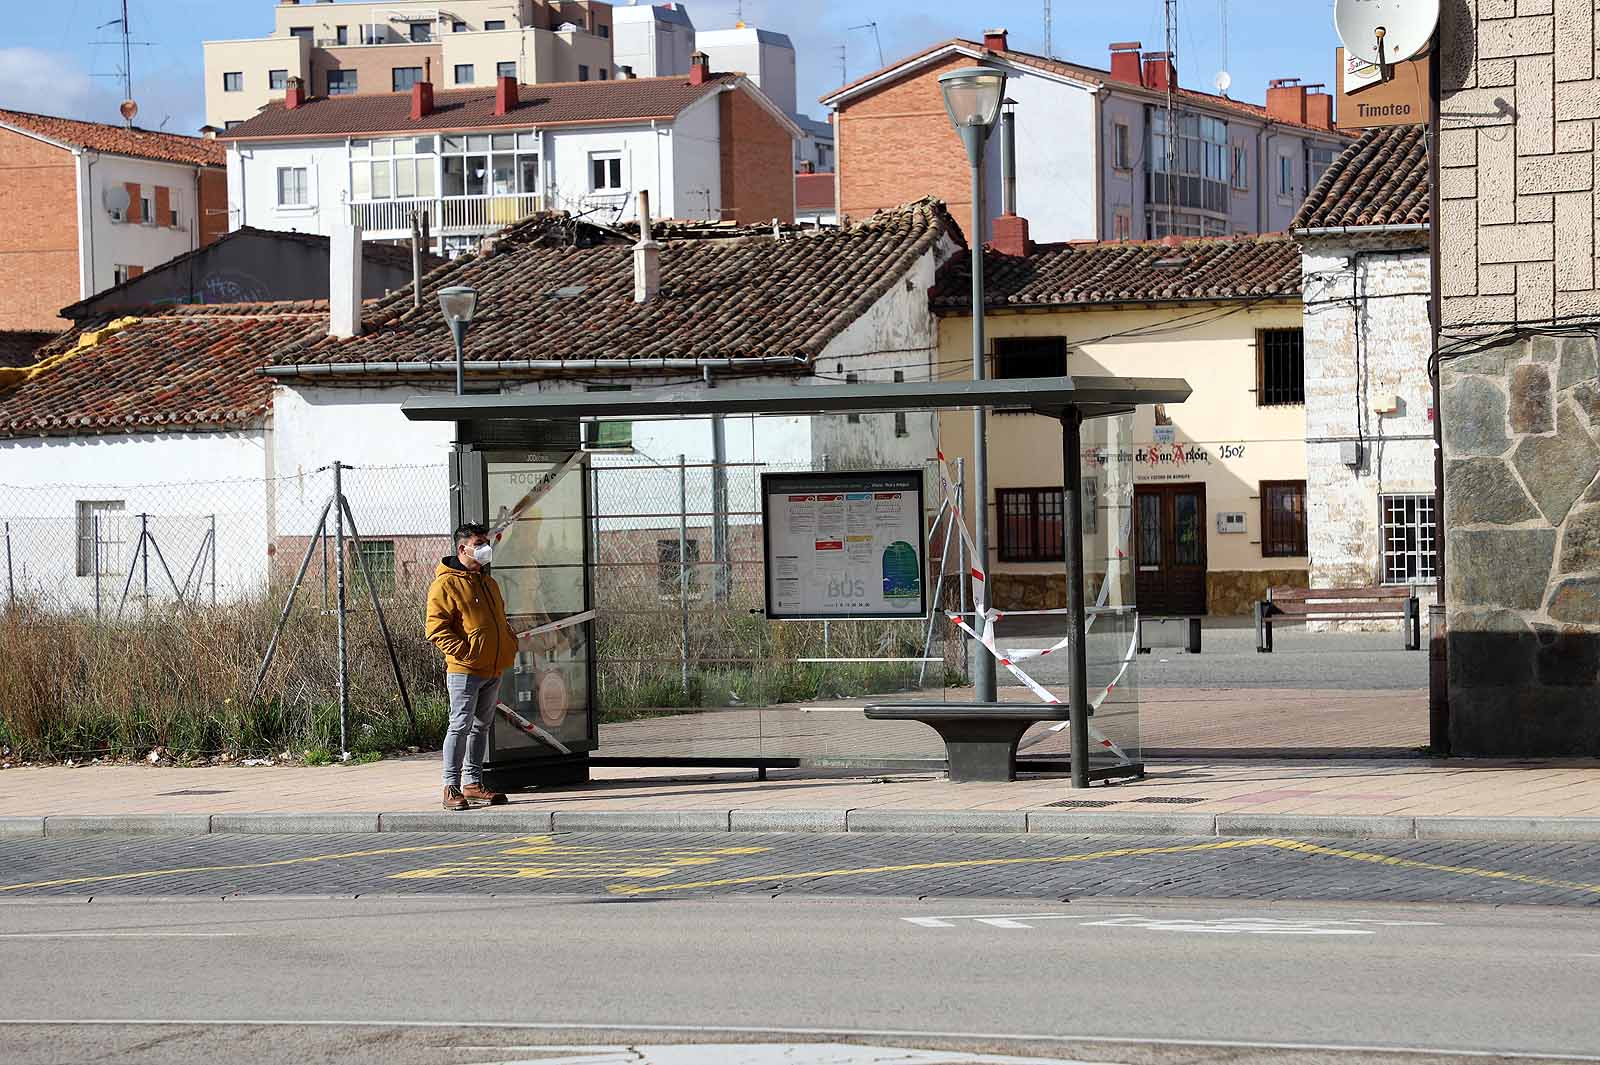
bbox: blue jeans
[443,673,500,788]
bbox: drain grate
[1042,799,1120,808]
[1133,796,1207,805]
[157,789,232,796]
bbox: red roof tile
[1292,124,1430,231]
[0,109,225,167]
[272,199,958,371]
[932,234,1302,310]
[225,75,740,140]
[0,305,325,438]
[795,172,836,212]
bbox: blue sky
[0,0,1345,133]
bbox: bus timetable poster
[761,470,927,621]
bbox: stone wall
[1207,569,1310,616]
[1438,1,1600,755]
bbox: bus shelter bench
[862,702,1068,783]
[1254,586,1421,653]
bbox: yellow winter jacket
[425,559,518,677]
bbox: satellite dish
[1334,0,1439,67]
[119,99,139,124]
[103,185,131,214]
[1214,70,1232,94]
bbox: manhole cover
[157,789,232,796]
[1042,799,1120,808]
[1133,796,1206,805]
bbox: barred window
[997,488,1064,563]
[351,539,396,596]
[1382,494,1438,585]
[1257,328,1304,406]
[75,500,125,577]
[1260,480,1307,558]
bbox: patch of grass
[302,748,335,767]
[345,751,383,765]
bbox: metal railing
[348,193,544,236]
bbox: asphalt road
[1,895,1598,1064]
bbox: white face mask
[471,543,494,566]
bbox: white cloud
[0,47,103,118]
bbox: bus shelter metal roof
[401,373,1191,790]
[399,375,1193,423]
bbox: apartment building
[823,30,1353,242]
[204,0,616,131]
[223,58,798,254]
[0,110,227,331]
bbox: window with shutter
[124,182,142,224]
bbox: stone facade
[1438,2,1600,755]
[1301,238,1439,616]
[1207,568,1311,617]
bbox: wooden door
[1134,483,1208,616]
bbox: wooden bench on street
[1255,586,1421,653]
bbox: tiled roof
[824,40,1353,138]
[272,199,958,371]
[796,172,836,212]
[0,331,58,369]
[0,109,225,167]
[60,226,448,319]
[225,75,740,140]
[0,305,326,438]
[931,234,1302,311]
[1292,124,1431,231]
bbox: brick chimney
[410,79,434,120]
[983,27,1008,52]
[285,76,307,109]
[1142,51,1176,92]
[989,214,1031,257]
[688,51,711,86]
[1304,85,1334,129]
[495,75,519,115]
[1109,42,1144,86]
[1266,78,1307,124]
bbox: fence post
[678,453,690,698]
[4,520,12,608]
[956,458,970,683]
[210,514,217,606]
[93,515,102,619]
[711,416,730,603]
[333,461,350,758]
[139,512,150,611]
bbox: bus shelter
[402,375,1190,789]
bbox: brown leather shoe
[461,782,507,806]
[443,785,469,811]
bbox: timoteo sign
[1336,48,1433,129]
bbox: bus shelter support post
[1062,407,1092,790]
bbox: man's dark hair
[453,522,489,550]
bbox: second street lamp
[939,64,1007,704]
[438,285,479,396]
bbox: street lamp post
[939,65,1007,704]
[438,285,479,396]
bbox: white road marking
[901,913,1444,935]
[0,1019,1591,1062]
[454,1046,1095,1065]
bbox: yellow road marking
[0,836,553,893]
[392,841,771,881]
[605,838,1279,895]
[1271,839,1600,896]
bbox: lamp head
[938,66,1009,132]
[438,286,479,326]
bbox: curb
[9,810,1600,843]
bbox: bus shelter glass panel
[1018,411,1142,771]
[485,451,596,760]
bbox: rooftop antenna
[848,22,884,67]
[1215,0,1231,96]
[836,43,847,86]
[1333,0,1439,82]
[1044,0,1052,57]
[93,0,152,127]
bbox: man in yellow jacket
[426,522,519,810]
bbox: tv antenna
[1215,0,1230,96]
[836,44,847,86]
[1164,0,1177,238]
[92,0,154,126]
[848,22,884,68]
[1333,0,1439,81]
[1044,0,1053,57]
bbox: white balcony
[348,193,544,238]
